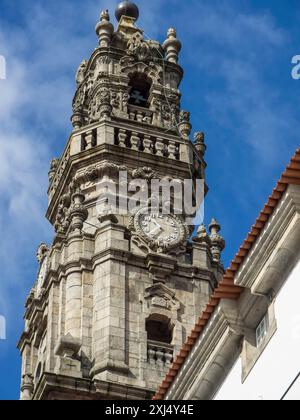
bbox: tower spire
[18,1,224,402]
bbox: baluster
[156,349,164,368]
[145,114,152,124]
[85,130,94,150]
[130,132,140,151]
[136,111,144,123]
[165,351,173,366]
[163,142,169,157]
[151,138,156,154]
[148,347,156,366]
[139,134,145,151]
[175,144,180,160]
[118,129,127,148]
[81,136,87,152]
[143,135,152,154]
[114,128,119,145]
[156,138,165,157]
[168,141,176,160]
[129,110,136,121]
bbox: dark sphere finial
[115,1,139,22]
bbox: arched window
[146,314,174,344]
[35,363,42,384]
[128,73,152,108]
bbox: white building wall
[215,260,300,400]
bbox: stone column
[20,374,34,401]
[65,270,82,338]
[91,219,130,378]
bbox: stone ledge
[90,359,130,378]
[54,334,82,359]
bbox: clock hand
[152,219,162,229]
[149,226,162,238]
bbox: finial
[115,1,140,22]
[95,10,114,48]
[163,27,182,64]
[194,131,206,156]
[101,9,110,21]
[178,110,192,139]
[168,28,177,37]
[194,132,207,156]
[209,218,225,263]
[48,158,59,183]
[193,224,211,245]
[209,218,221,234]
[36,243,49,264]
[194,132,204,143]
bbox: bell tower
[18,1,225,400]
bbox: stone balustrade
[69,120,192,164]
[147,341,174,367]
[114,128,180,160]
[50,122,191,202]
[128,104,154,125]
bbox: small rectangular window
[256,314,269,347]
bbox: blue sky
[0,0,299,400]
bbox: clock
[133,208,189,252]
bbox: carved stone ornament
[119,57,163,85]
[178,110,192,139]
[74,162,128,189]
[69,192,88,232]
[49,148,70,199]
[161,100,180,128]
[193,224,211,245]
[48,158,60,183]
[131,234,151,255]
[144,283,180,312]
[127,32,152,62]
[111,91,121,110]
[194,132,207,156]
[54,193,72,234]
[76,60,88,86]
[36,243,49,264]
[89,87,112,121]
[36,243,50,297]
[131,167,157,181]
[179,110,190,123]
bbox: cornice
[33,373,153,400]
[235,185,300,292]
[46,141,192,224]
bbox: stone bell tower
[18,1,225,400]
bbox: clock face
[134,210,188,251]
